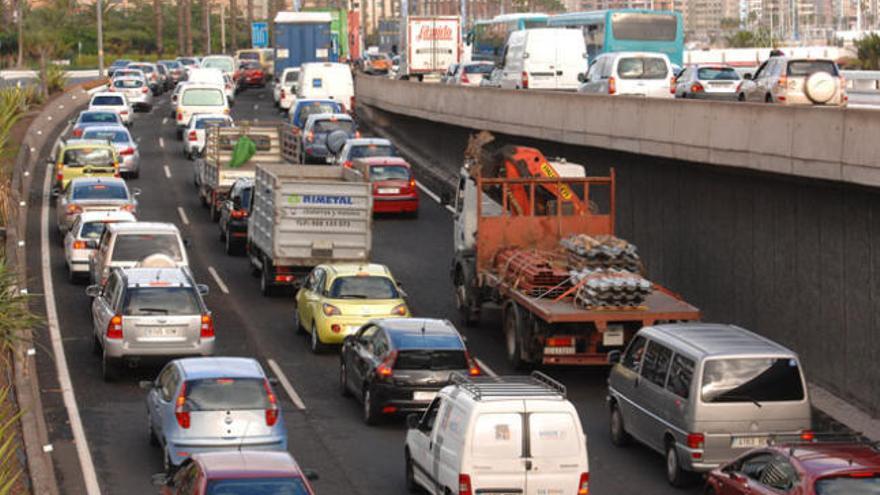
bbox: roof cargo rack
[450,371,566,400]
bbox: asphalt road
[28,87,703,495]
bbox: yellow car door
[297,267,325,331]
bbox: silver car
[675,64,741,100]
[70,110,124,138]
[141,357,288,473]
[86,267,213,381]
[55,177,139,233]
[128,62,162,95]
[81,125,141,178]
[110,77,153,112]
[63,210,136,281]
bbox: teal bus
[466,13,549,65]
[547,10,684,66]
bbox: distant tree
[720,17,740,30]
[154,0,163,55]
[855,33,880,69]
[726,28,771,47]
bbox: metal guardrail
[842,70,880,91]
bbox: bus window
[585,24,605,60]
[610,12,677,41]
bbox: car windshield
[62,148,115,167]
[131,65,154,74]
[241,62,261,70]
[122,287,200,315]
[111,233,183,262]
[91,96,125,106]
[395,350,468,371]
[178,58,197,65]
[296,103,340,125]
[697,67,740,80]
[787,60,838,76]
[370,165,409,181]
[72,183,128,200]
[184,378,269,411]
[465,64,494,74]
[815,476,880,494]
[328,276,399,299]
[313,120,355,134]
[206,477,310,495]
[238,52,260,61]
[350,145,397,160]
[617,57,669,79]
[114,79,144,89]
[83,129,130,144]
[701,358,805,403]
[182,89,225,106]
[160,61,181,68]
[204,58,234,72]
[195,118,231,130]
[80,113,119,124]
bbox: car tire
[504,303,529,370]
[310,323,326,354]
[101,351,118,382]
[609,403,631,446]
[665,440,689,487]
[737,93,745,102]
[339,362,352,397]
[363,386,379,426]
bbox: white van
[297,62,355,113]
[405,372,590,495]
[200,55,236,78]
[577,52,676,99]
[187,68,225,87]
[175,84,229,139]
[499,28,586,91]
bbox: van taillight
[188,130,198,141]
[200,314,214,338]
[800,430,815,441]
[376,350,398,379]
[608,76,616,95]
[521,71,529,89]
[458,474,472,495]
[175,382,190,428]
[670,76,676,94]
[577,472,590,495]
[263,379,279,426]
[464,351,481,376]
[106,315,123,339]
[686,432,704,449]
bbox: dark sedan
[156,451,318,494]
[218,177,252,255]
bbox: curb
[5,84,93,495]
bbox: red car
[238,61,267,88]
[355,157,419,217]
[157,451,318,494]
[705,436,880,495]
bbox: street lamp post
[97,0,105,77]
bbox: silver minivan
[607,323,811,487]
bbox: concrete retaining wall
[356,75,880,188]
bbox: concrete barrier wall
[357,75,880,188]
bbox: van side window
[641,341,672,387]
[621,336,647,372]
[666,354,694,399]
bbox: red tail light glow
[230,209,248,219]
[175,382,190,428]
[264,379,279,426]
[188,130,198,142]
[73,240,87,249]
[119,147,135,156]
[200,314,214,338]
[800,430,815,441]
[376,350,398,379]
[670,76,677,94]
[461,73,470,84]
[66,204,83,215]
[521,71,529,89]
[121,204,136,212]
[690,82,704,93]
[465,351,481,376]
[280,89,285,99]
[578,472,590,495]
[459,474,472,495]
[106,315,123,339]
[72,128,84,137]
[608,76,616,95]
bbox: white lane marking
[41,144,102,495]
[158,137,165,149]
[176,206,190,225]
[253,104,259,110]
[267,359,307,410]
[416,181,455,214]
[207,266,230,294]
[162,117,168,125]
[475,358,498,378]
[164,165,172,179]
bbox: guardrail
[842,70,880,91]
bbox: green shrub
[44,64,69,94]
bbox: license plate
[146,327,177,337]
[414,391,436,401]
[378,187,400,194]
[731,436,768,448]
[603,327,625,346]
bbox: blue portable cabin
[273,11,336,76]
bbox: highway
[27,87,704,494]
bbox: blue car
[142,357,288,473]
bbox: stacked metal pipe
[561,234,643,273]
[571,268,653,308]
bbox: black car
[218,177,253,255]
[339,318,481,425]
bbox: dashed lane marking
[207,266,230,294]
[176,206,190,225]
[158,137,165,149]
[163,165,172,179]
[416,181,455,214]
[475,358,498,378]
[267,359,307,410]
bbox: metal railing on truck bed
[204,120,301,166]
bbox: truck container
[273,11,335,76]
[451,138,700,368]
[304,7,349,60]
[198,122,299,222]
[401,16,461,80]
[248,164,372,296]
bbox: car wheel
[609,403,631,446]
[101,350,118,382]
[666,440,689,487]
[737,93,745,102]
[363,386,379,425]
[339,362,352,397]
[310,323,326,354]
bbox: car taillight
[141,87,149,94]
[106,314,123,339]
[108,87,116,92]
[72,128,84,137]
[408,178,416,191]
[119,147,135,156]
[687,432,704,459]
[280,89,286,99]
[177,110,183,121]
[800,429,815,441]
[521,71,529,89]
[66,204,83,215]
[777,74,788,89]
[461,73,470,84]
[120,111,129,116]
[56,171,63,182]
[390,304,407,316]
[608,76,616,95]
[200,314,214,338]
[121,204,136,212]
[670,76,676,94]
[459,474,472,495]
[343,160,352,168]
[691,82,704,93]
[230,209,248,219]
[223,108,230,115]
[322,303,341,316]
[577,472,590,495]
[376,350,398,379]
[73,240,87,249]
[465,351,481,376]
[188,130,198,141]
[263,379,279,426]
[307,131,315,143]
[175,382,190,429]
[354,131,361,139]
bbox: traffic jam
[44,11,875,495]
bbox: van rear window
[617,57,669,79]
[123,287,200,316]
[701,358,804,403]
[182,89,225,106]
[112,233,183,262]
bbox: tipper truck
[248,164,372,296]
[198,122,299,222]
[451,133,701,368]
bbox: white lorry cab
[499,28,587,91]
[404,372,590,495]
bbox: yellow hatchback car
[53,139,119,191]
[295,263,410,353]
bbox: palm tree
[154,0,164,55]
[230,0,238,51]
[247,0,253,48]
[185,0,193,55]
[202,0,210,54]
[178,0,185,54]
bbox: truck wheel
[503,303,529,370]
[260,262,276,297]
[454,277,480,327]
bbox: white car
[88,92,133,126]
[274,67,300,105]
[183,114,234,159]
[110,69,147,85]
[108,77,153,112]
[223,73,236,105]
[174,83,229,139]
[64,210,136,281]
[88,222,189,286]
[578,51,676,99]
[405,372,590,495]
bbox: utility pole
[221,2,226,53]
[98,0,105,77]
[178,0,186,54]
[204,0,211,54]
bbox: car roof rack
[450,371,566,400]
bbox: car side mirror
[607,350,621,365]
[743,73,753,80]
[85,285,102,298]
[577,73,586,83]
[196,284,209,296]
[132,188,142,196]
[139,380,156,390]
[406,413,421,430]
[303,469,319,481]
[151,472,170,487]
